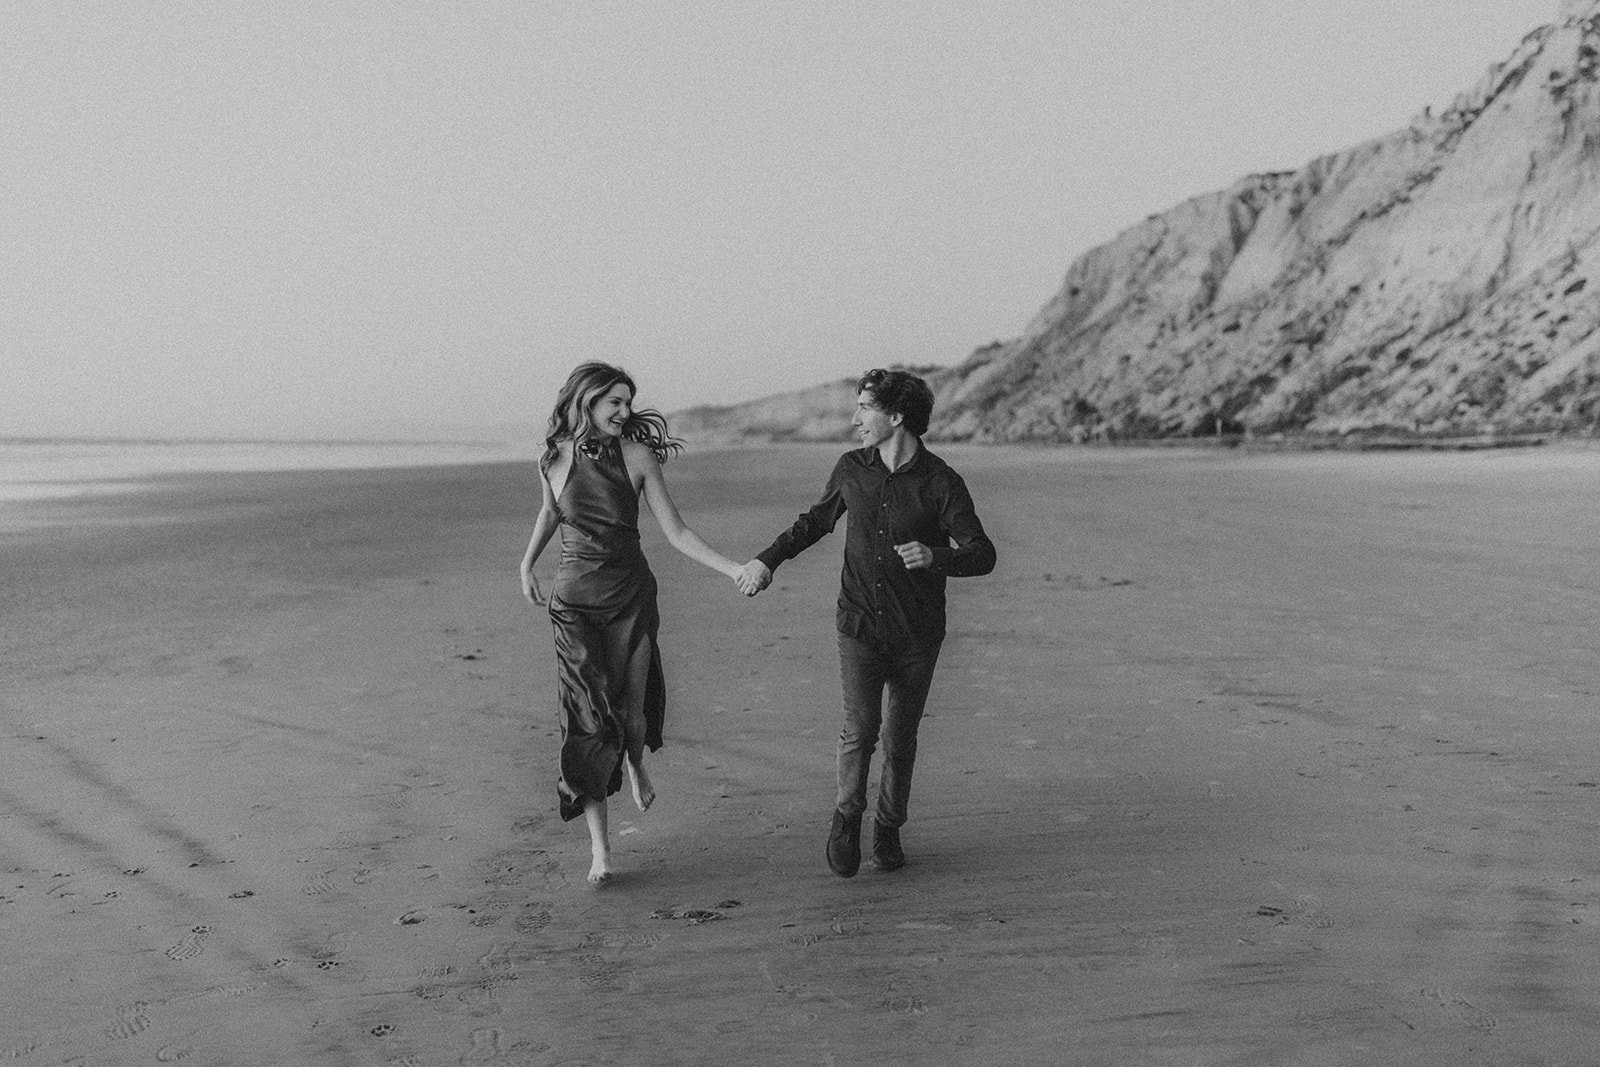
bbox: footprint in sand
[477,940,519,975]
[878,994,929,1016]
[573,953,626,990]
[104,1001,152,1040]
[1294,893,1336,929]
[164,925,213,961]
[514,902,553,935]
[534,855,569,891]
[302,870,337,896]
[479,850,532,890]
[410,965,460,1002]
[460,1027,507,1063]
[650,904,730,925]
[1421,988,1498,1032]
[828,907,867,937]
[353,864,388,886]
[189,983,260,1001]
[455,980,504,1018]
[682,909,723,925]
[457,1026,549,1063]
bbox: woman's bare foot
[583,799,613,884]
[626,759,655,812]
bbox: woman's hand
[522,566,547,605]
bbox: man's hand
[894,542,933,570]
[734,559,772,596]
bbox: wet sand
[3,443,1600,1065]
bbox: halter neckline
[577,435,617,460]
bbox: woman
[521,362,755,884]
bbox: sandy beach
[4,442,1600,1065]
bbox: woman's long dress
[547,439,665,821]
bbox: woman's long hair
[542,362,683,469]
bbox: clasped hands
[733,559,771,597]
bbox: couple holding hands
[520,362,995,884]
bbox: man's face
[851,390,899,449]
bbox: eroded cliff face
[934,4,1600,441]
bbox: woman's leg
[610,605,661,814]
[584,798,613,884]
[626,757,655,812]
[552,607,622,814]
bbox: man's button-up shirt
[756,443,996,651]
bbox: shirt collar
[863,438,926,474]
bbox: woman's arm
[628,442,743,581]
[519,468,562,603]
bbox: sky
[0,1,1564,441]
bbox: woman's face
[588,382,633,439]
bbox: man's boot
[870,821,905,872]
[826,811,862,877]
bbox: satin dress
[545,439,665,821]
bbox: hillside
[670,378,862,443]
[680,1,1600,444]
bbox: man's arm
[752,458,849,575]
[929,472,996,577]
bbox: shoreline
[0,438,534,513]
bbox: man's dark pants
[835,632,942,829]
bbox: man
[739,369,996,877]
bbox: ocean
[0,438,531,506]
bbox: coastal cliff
[681,3,1600,444]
